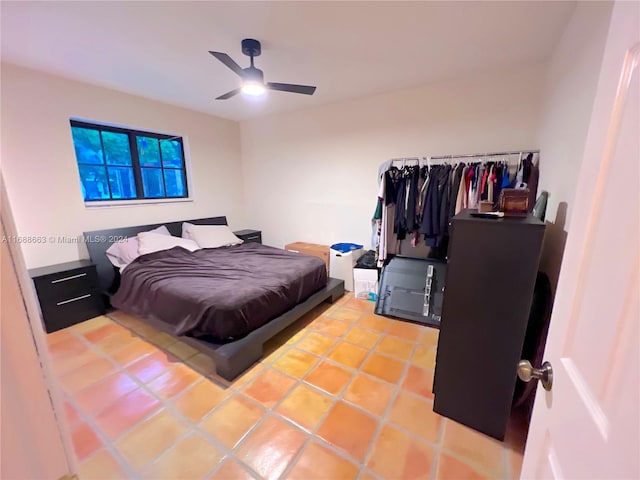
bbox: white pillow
[106,225,170,269]
[185,224,244,248]
[137,231,200,255]
[182,222,195,240]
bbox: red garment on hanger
[480,167,489,195]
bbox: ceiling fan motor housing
[241,38,261,58]
[243,67,264,83]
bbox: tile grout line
[435,418,519,478]
[359,323,415,477]
[63,394,140,480]
[67,323,239,477]
[188,388,267,478]
[277,307,378,479]
[184,309,353,479]
[279,307,444,478]
[226,304,369,477]
[503,444,512,480]
[125,359,265,477]
[222,319,341,477]
[317,315,388,480]
[62,327,147,480]
[230,309,362,473]
[59,303,476,480]
[59,310,324,478]
[205,455,261,480]
[430,415,447,479]
[359,324,445,478]
[437,444,508,479]
[298,306,391,475]
[112,371,245,476]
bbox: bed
[84,216,344,380]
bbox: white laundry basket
[329,247,363,291]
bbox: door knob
[517,360,553,391]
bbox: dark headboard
[84,216,228,294]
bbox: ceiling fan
[209,39,317,100]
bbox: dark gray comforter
[110,243,327,341]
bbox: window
[70,120,189,202]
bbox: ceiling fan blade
[216,88,241,100]
[266,82,316,95]
[208,51,244,77]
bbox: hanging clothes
[419,164,452,247]
[385,168,402,205]
[374,152,539,266]
[448,163,465,222]
[405,166,420,232]
[416,166,430,224]
[372,180,384,261]
[479,163,489,201]
[487,164,496,203]
[468,164,479,209]
[527,158,540,212]
[455,165,469,214]
[393,171,408,239]
[494,162,504,206]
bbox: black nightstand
[29,260,106,333]
[234,229,262,244]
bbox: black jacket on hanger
[420,164,452,247]
[394,172,408,239]
[406,166,420,232]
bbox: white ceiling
[1,1,576,121]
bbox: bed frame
[84,216,344,380]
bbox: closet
[374,151,539,265]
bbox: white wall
[535,1,613,290]
[240,64,545,249]
[1,64,245,268]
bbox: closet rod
[390,149,540,163]
[430,149,539,160]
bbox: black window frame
[70,119,189,202]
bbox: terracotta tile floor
[47,294,529,479]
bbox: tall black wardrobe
[432,210,545,440]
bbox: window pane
[71,127,104,164]
[78,165,110,200]
[107,167,136,199]
[141,168,165,198]
[160,139,183,168]
[102,131,132,166]
[164,169,186,197]
[137,136,161,166]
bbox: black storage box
[375,256,446,328]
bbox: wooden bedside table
[234,229,262,244]
[29,260,106,333]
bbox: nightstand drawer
[242,233,262,244]
[40,291,104,332]
[234,229,262,245]
[33,267,98,304]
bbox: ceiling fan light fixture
[210,39,316,100]
[241,81,266,96]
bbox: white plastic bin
[329,248,363,291]
[353,268,379,301]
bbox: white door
[1,173,77,478]
[521,2,639,479]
